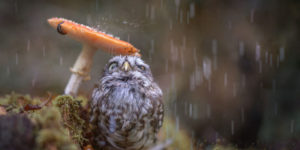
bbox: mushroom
[48,17,140,96]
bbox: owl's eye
[137,65,146,71]
[108,62,118,71]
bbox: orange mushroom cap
[48,17,140,55]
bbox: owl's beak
[122,61,131,72]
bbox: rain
[0,0,299,149]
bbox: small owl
[90,55,164,150]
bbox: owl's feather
[91,56,163,150]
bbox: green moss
[32,107,80,150]
[1,93,203,150]
[0,92,41,113]
[159,117,193,150]
[212,144,238,150]
[0,93,82,150]
[53,95,88,146]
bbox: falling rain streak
[203,57,212,80]
[15,53,19,65]
[224,72,228,87]
[59,56,63,65]
[241,107,245,123]
[231,120,235,135]
[239,41,245,56]
[255,43,260,61]
[0,1,296,149]
[43,46,46,57]
[27,40,31,52]
[6,67,10,76]
[290,120,294,133]
[206,104,211,118]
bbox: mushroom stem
[65,45,97,96]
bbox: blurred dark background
[0,0,299,149]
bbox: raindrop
[175,0,180,8]
[193,105,198,119]
[231,120,235,135]
[212,39,218,55]
[189,103,193,118]
[166,124,170,138]
[96,0,99,11]
[290,120,294,133]
[145,4,149,18]
[255,43,260,61]
[150,5,156,20]
[32,78,36,88]
[189,2,195,18]
[195,66,202,86]
[258,61,262,73]
[239,41,244,56]
[165,59,168,72]
[171,73,176,89]
[6,66,10,76]
[169,20,173,30]
[193,48,198,65]
[187,12,190,24]
[86,14,92,25]
[127,34,130,42]
[15,53,19,65]
[174,101,177,116]
[175,116,180,132]
[224,72,228,87]
[43,46,46,57]
[241,107,245,123]
[208,79,211,93]
[270,54,273,67]
[227,20,232,30]
[160,0,163,9]
[274,102,278,116]
[184,102,188,115]
[190,140,194,150]
[122,20,128,24]
[190,74,195,91]
[179,10,183,24]
[59,56,63,65]
[272,80,276,93]
[213,55,218,70]
[276,55,280,68]
[250,8,255,23]
[206,104,211,118]
[265,51,268,64]
[14,0,18,13]
[182,36,186,49]
[233,83,237,97]
[279,47,285,62]
[241,74,246,87]
[27,40,31,52]
[170,39,178,60]
[107,33,114,38]
[202,57,212,80]
[181,51,185,69]
[150,39,155,54]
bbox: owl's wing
[152,97,164,134]
[90,87,102,124]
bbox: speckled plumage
[91,56,163,150]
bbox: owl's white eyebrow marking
[135,58,150,69]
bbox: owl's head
[100,56,154,87]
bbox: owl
[90,55,164,150]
